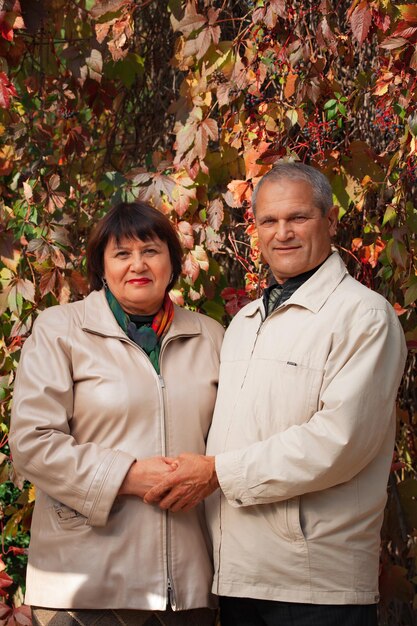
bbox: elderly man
[145,162,407,626]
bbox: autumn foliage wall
[0,0,416,624]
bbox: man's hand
[143,453,219,512]
[118,457,177,499]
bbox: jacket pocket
[53,503,87,529]
[266,497,305,543]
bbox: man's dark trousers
[219,596,378,626]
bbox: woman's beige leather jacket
[10,289,224,610]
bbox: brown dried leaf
[176,7,206,36]
[85,48,103,82]
[90,0,127,19]
[48,173,60,191]
[175,121,197,157]
[410,45,417,71]
[39,269,58,298]
[0,229,14,258]
[69,270,89,296]
[207,198,224,231]
[50,246,66,269]
[22,181,33,203]
[191,245,209,271]
[379,36,408,50]
[15,278,35,302]
[95,20,113,43]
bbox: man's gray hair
[252,162,334,216]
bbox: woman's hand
[118,457,178,499]
[143,453,219,512]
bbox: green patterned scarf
[105,288,173,373]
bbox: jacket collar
[244,251,348,318]
[82,289,201,340]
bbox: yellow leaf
[1,249,20,273]
[28,485,36,502]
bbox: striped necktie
[266,285,283,316]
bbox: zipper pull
[167,577,177,609]
[159,374,165,388]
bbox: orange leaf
[398,4,417,23]
[226,179,252,206]
[244,141,271,179]
[284,72,297,99]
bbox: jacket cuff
[83,450,135,526]
[215,451,255,507]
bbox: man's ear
[327,205,339,237]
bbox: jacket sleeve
[215,307,407,507]
[9,307,135,527]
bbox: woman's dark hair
[87,201,183,292]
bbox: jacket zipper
[157,372,176,609]
[158,337,190,611]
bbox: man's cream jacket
[206,252,407,605]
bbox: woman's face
[103,235,173,315]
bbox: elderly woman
[9,202,224,626]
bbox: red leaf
[0,570,13,595]
[392,22,417,38]
[350,1,372,45]
[221,287,251,317]
[0,72,17,109]
[317,17,338,53]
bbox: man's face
[255,178,338,284]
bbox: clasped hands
[119,453,219,512]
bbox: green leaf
[323,99,337,110]
[404,276,417,306]
[382,205,397,226]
